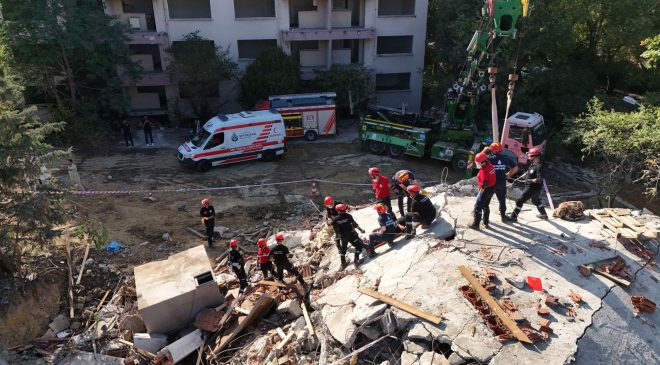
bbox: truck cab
[500,112,547,166]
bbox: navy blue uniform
[269,244,306,285]
[200,205,215,247]
[397,193,436,235]
[368,212,403,255]
[391,170,415,218]
[228,248,248,293]
[510,162,547,220]
[488,153,517,215]
[332,212,364,267]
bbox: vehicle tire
[452,154,469,171]
[305,130,318,141]
[261,150,276,162]
[367,140,386,155]
[197,160,211,172]
[387,144,406,159]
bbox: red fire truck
[256,92,337,141]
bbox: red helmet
[275,233,284,241]
[336,203,347,212]
[229,239,238,247]
[528,147,542,157]
[368,167,380,175]
[375,203,387,214]
[257,238,267,247]
[474,152,488,164]
[406,184,421,194]
[201,198,210,206]
[489,142,503,153]
[324,196,334,207]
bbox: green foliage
[0,47,68,276]
[166,32,238,121]
[239,48,300,109]
[311,65,374,116]
[0,0,139,145]
[642,34,660,68]
[568,98,660,199]
[74,219,109,250]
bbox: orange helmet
[201,198,210,206]
[257,238,267,247]
[229,239,238,247]
[375,203,387,214]
[275,233,284,241]
[474,152,488,164]
[406,185,421,194]
[397,171,410,182]
[489,142,503,153]
[324,196,334,207]
[336,204,347,212]
[368,167,380,175]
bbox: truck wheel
[452,154,468,171]
[305,130,318,141]
[197,160,211,172]
[367,140,386,155]
[261,150,276,162]
[387,145,406,159]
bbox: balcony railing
[126,32,168,45]
[282,27,376,41]
[297,10,352,28]
[119,71,171,87]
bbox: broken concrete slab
[407,322,432,342]
[133,333,168,354]
[447,353,466,365]
[359,324,382,340]
[276,299,303,318]
[403,340,426,354]
[48,314,70,333]
[419,352,450,365]
[451,330,502,363]
[351,294,388,325]
[159,329,204,364]
[392,308,418,331]
[118,315,146,333]
[401,351,419,365]
[58,351,123,365]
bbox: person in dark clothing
[269,234,306,287]
[368,203,404,257]
[142,116,154,146]
[508,147,548,222]
[470,152,496,230]
[369,166,394,216]
[331,204,366,269]
[227,239,248,293]
[121,119,134,147]
[397,185,436,238]
[485,142,518,221]
[199,198,215,247]
[391,170,419,219]
[323,195,346,251]
[257,237,277,280]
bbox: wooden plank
[275,330,295,351]
[611,213,646,233]
[589,212,621,238]
[458,266,532,344]
[582,257,632,287]
[357,288,442,325]
[186,227,206,239]
[64,229,75,319]
[257,280,288,288]
[75,242,91,285]
[301,303,315,336]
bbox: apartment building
[105,0,428,119]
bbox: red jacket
[258,246,271,264]
[372,174,391,199]
[477,162,496,189]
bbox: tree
[166,32,238,121]
[569,98,660,204]
[641,34,660,68]
[0,46,67,276]
[0,0,139,144]
[311,65,374,116]
[239,48,300,109]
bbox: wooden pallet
[589,209,658,240]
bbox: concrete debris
[407,322,432,342]
[631,296,656,314]
[118,315,146,333]
[58,351,124,365]
[276,299,303,318]
[157,329,204,364]
[48,314,70,333]
[133,333,168,354]
[403,340,426,354]
[419,351,451,365]
[400,351,419,365]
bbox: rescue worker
[391,170,419,219]
[367,203,404,257]
[227,239,248,294]
[508,147,548,222]
[399,185,436,238]
[270,233,307,287]
[199,198,215,247]
[331,204,366,269]
[324,196,343,251]
[470,152,496,230]
[257,238,277,280]
[484,142,518,222]
[369,167,394,216]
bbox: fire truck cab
[500,112,547,166]
[256,92,337,141]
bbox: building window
[168,0,211,19]
[237,39,278,59]
[377,36,413,55]
[234,0,275,18]
[378,0,415,16]
[376,73,411,91]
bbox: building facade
[104,0,428,119]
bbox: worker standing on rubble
[391,170,419,219]
[331,204,366,269]
[324,196,343,251]
[227,239,248,294]
[470,152,496,230]
[200,198,215,247]
[399,185,436,238]
[270,233,307,288]
[508,147,548,222]
[485,143,518,222]
[369,167,394,216]
[257,238,277,280]
[367,203,403,257]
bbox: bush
[239,48,300,109]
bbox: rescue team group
[198,142,547,294]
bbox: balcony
[297,10,352,28]
[126,32,168,45]
[119,71,170,87]
[282,27,376,41]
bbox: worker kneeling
[368,203,403,257]
[470,152,496,230]
[397,185,437,239]
[331,204,366,270]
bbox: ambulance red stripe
[193,140,280,159]
[215,120,277,133]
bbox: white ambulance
[178,110,286,172]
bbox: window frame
[376,35,414,56]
